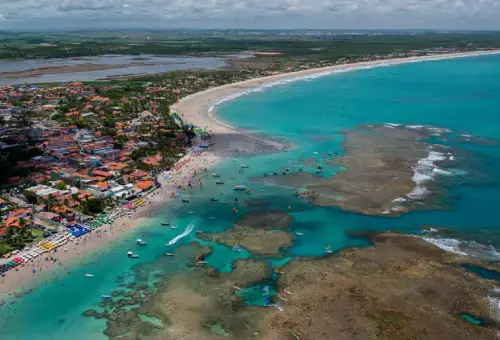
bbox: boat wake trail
[167,222,195,246]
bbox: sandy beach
[2,49,499,296]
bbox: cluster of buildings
[0,81,191,256]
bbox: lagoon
[0,54,231,85]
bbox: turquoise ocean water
[1,54,500,339]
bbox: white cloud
[0,0,499,28]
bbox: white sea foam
[424,236,500,262]
[488,296,500,322]
[384,123,401,128]
[423,237,468,255]
[167,222,195,246]
[406,149,448,200]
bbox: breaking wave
[423,236,500,261]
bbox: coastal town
[0,46,497,278]
[0,18,499,340]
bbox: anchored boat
[233,185,247,191]
[136,239,147,246]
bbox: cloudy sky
[0,0,499,30]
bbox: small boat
[127,251,134,257]
[296,232,304,236]
[284,288,292,295]
[188,211,195,215]
[233,245,242,252]
[211,197,218,202]
[212,173,220,178]
[161,222,170,226]
[275,266,286,275]
[181,199,189,203]
[240,165,249,168]
[232,285,242,291]
[216,180,224,185]
[208,216,216,220]
[260,189,266,192]
[288,204,292,211]
[101,295,111,299]
[233,198,239,204]
[325,245,333,254]
[165,253,174,256]
[220,200,227,204]
[233,185,247,191]
[278,294,289,302]
[313,152,319,155]
[275,304,284,312]
[85,274,94,278]
[136,239,147,246]
[197,261,207,266]
[171,225,178,229]
[130,254,139,258]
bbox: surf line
[167,222,195,246]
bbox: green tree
[84,198,104,214]
[24,190,38,204]
[55,181,67,190]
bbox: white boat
[165,253,174,256]
[220,200,227,204]
[85,274,94,278]
[127,251,134,256]
[278,294,289,302]
[136,239,147,245]
[130,254,139,258]
[233,245,242,252]
[209,216,216,220]
[101,295,111,299]
[212,173,220,178]
[188,211,195,215]
[240,165,249,168]
[196,230,203,234]
[211,197,218,202]
[296,232,304,236]
[171,225,178,229]
[325,245,333,254]
[313,152,319,155]
[233,185,247,191]
[216,180,224,185]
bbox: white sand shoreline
[173,50,500,137]
[2,49,498,296]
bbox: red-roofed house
[135,180,155,192]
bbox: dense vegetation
[0,30,499,60]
